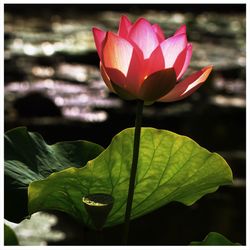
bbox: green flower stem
[123,99,144,244]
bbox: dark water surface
[4,4,246,245]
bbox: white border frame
[1,1,248,250]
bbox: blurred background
[4,4,245,246]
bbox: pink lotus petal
[118,15,132,38]
[103,66,139,100]
[111,81,137,100]
[102,32,133,78]
[174,24,186,36]
[92,27,107,59]
[152,23,165,42]
[144,45,165,77]
[139,68,176,101]
[173,47,187,81]
[174,43,192,81]
[159,66,213,102]
[160,33,187,68]
[128,18,159,59]
[125,48,144,95]
[102,32,143,95]
[104,67,127,89]
[176,43,192,80]
[100,62,116,93]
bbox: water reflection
[5,10,245,68]
[5,212,65,246]
[213,75,245,95]
[56,63,99,82]
[32,66,55,78]
[4,7,245,123]
[5,79,122,122]
[210,95,245,108]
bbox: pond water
[4,4,246,245]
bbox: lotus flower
[93,15,212,102]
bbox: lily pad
[190,232,241,245]
[5,127,104,222]
[28,128,232,228]
[4,224,19,246]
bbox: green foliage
[4,127,104,222]
[28,128,232,228]
[190,232,241,245]
[4,224,19,245]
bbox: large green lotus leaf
[190,232,241,245]
[29,128,232,228]
[4,224,19,246]
[5,127,104,222]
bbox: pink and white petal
[176,43,192,80]
[144,45,165,77]
[174,43,192,81]
[173,47,187,81]
[111,83,137,100]
[102,31,133,77]
[160,33,187,69]
[104,67,127,89]
[103,46,143,96]
[102,64,137,100]
[174,24,186,36]
[152,23,165,42]
[92,27,107,59]
[128,18,159,59]
[159,66,213,102]
[138,68,176,101]
[118,15,132,38]
[103,64,139,100]
[100,62,116,93]
[126,47,145,95]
